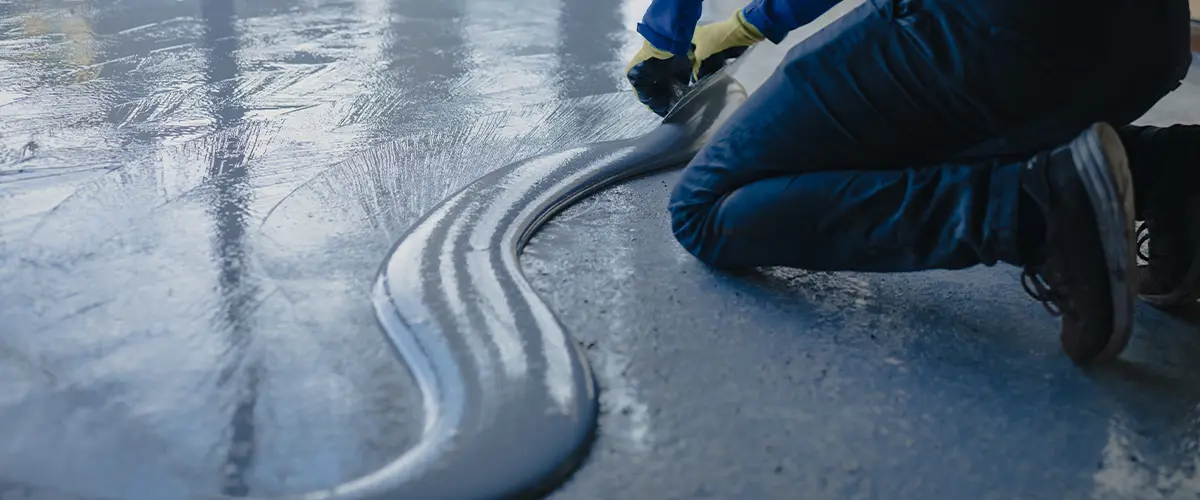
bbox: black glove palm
[624,40,694,117]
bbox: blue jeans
[669,0,1192,272]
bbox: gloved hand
[625,40,694,117]
[690,10,765,81]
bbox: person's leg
[1109,0,1200,307]
[667,0,1188,361]
[1124,126,1200,219]
[1125,125,1200,306]
[674,162,1022,272]
[670,0,1172,270]
[675,123,1133,362]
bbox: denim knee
[668,194,712,264]
[667,180,724,267]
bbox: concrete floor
[3,0,1200,498]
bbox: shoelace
[1136,222,1153,263]
[1136,219,1191,293]
[1021,265,1065,316]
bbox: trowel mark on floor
[258,91,657,258]
[0,0,399,219]
[2,0,666,494]
[254,90,660,420]
[1,0,644,250]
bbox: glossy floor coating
[364,68,746,498]
[1,0,659,496]
[3,0,1200,498]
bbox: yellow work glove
[625,40,695,117]
[691,10,765,81]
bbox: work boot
[1019,122,1136,363]
[1137,198,1200,307]
[1118,125,1200,306]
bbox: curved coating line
[255,66,747,500]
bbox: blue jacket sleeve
[636,0,704,56]
[637,0,841,55]
[741,0,841,44]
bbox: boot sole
[1072,122,1136,362]
[1139,257,1200,308]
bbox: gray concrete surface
[3,0,1200,498]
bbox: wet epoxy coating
[4,0,1200,498]
[366,69,745,498]
[1,0,659,497]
